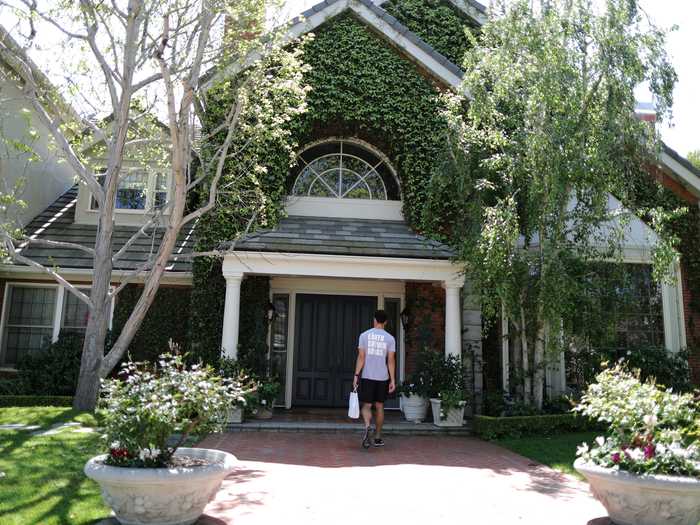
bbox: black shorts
[359,378,389,404]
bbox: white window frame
[0,282,114,369]
[88,168,170,214]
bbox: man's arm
[353,348,365,389]
[387,351,396,393]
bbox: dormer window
[290,139,400,201]
[90,169,169,211]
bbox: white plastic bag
[348,389,360,419]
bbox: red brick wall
[404,282,445,376]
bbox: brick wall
[404,281,445,376]
[681,263,700,385]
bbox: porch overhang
[220,250,465,367]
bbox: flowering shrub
[575,365,700,477]
[218,357,258,408]
[253,379,280,412]
[420,350,468,419]
[99,354,244,468]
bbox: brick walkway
[197,432,607,525]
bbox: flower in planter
[98,353,244,468]
[575,365,700,478]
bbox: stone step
[226,420,472,435]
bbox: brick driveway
[198,432,607,525]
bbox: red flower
[643,444,655,460]
[611,452,621,464]
[110,447,130,459]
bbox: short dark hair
[374,310,388,324]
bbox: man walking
[353,309,396,448]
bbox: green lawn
[496,431,600,478]
[0,406,110,524]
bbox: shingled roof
[14,186,194,273]
[233,216,454,259]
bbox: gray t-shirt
[358,328,396,381]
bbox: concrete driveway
[197,432,607,525]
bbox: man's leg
[361,402,373,429]
[374,402,384,438]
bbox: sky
[5,0,699,156]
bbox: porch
[219,215,472,410]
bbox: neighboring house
[0,26,76,227]
[0,0,699,411]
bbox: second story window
[90,169,170,211]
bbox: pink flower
[644,444,656,460]
[611,452,621,464]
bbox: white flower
[643,414,658,429]
[261,399,267,406]
[576,443,589,456]
[595,436,606,448]
[627,448,644,461]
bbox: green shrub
[473,413,596,440]
[15,332,84,396]
[0,395,73,407]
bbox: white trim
[269,276,405,409]
[660,152,700,197]
[285,196,403,220]
[0,265,193,285]
[207,0,464,91]
[223,251,462,285]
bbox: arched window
[290,139,400,201]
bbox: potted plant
[84,354,241,525]
[252,378,280,419]
[397,370,430,422]
[423,352,468,427]
[219,357,257,424]
[574,365,700,525]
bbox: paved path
[197,432,607,525]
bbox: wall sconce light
[266,301,276,321]
[400,307,411,330]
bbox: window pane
[7,287,56,326]
[62,291,90,330]
[154,174,168,208]
[270,294,289,405]
[116,172,147,209]
[3,327,53,366]
[2,286,56,367]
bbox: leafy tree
[687,150,700,170]
[0,0,308,410]
[427,0,679,408]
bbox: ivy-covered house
[1,0,699,410]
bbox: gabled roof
[208,0,475,90]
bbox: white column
[444,279,463,357]
[221,273,243,360]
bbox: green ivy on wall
[189,11,471,363]
[113,285,191,362]
[382,0,476,66]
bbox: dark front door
[293,294,377,407]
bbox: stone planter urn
[227,406,244,424]
[253,407,273,419]
[85,447,236,525]
[429,398,466,427]
[574,458,700,525]
[401,394,428,422]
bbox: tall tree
[427,0,679,408]
[688,150,700,170]
[0,0,308,410]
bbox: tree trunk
[73,206,115,411]
[519,306,531,404]
[532,322,546,410]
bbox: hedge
[0,396,74,407]
[473,413,598,440]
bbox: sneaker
[362,426,372,449]
[373,437,385,447]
